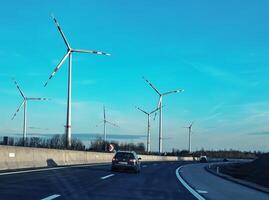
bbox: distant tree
[29,137,43,148]
[71,137,85,150]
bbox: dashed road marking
[41,194,60,200]
[142,165,147,168]
[197,190,208,194]
[101,174,115,180]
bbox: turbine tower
[143,77,183,153]
[11,79,48,145]
[183,122,194,153]
[136,106,159,152]
[44,15,111,149]
[98,106,118,151]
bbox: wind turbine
[143,77,183,153]
[44,15,111,149]
[97,106,118,151]
[11,79,48,145]
[136,106,159,152]
[183,122,194,153]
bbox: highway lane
[179,163,269,200]
[0,161,196,200]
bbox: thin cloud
[182,59,257,87]
[247,131,269,136]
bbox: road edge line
[100,174,115,180]
[176,166,206,200]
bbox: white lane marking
[41,194,60,200]
[197,190,208,194]
[142,165,147,168]
[0,163,109,176]
[100,174,115,180]
[176,166,206,200]
[153,163,158,166]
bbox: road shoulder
[205,163,269,195]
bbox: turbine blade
[72,49,111,56]
[153,98,162,120]
[157,97,161,108]
[27,98,49,100]
[136,106,149,115]
[11,101,25,120]
[44,51,70,87]
[51,14,71,49]
[96,121,103,127]
[142,77,161,95]
[149,105,165,115]
[13,78,25,98]
[163,89,184,96]
[153,112,158,120]
[106,121,119,128]
[190,121,194,127]
[150,108,158,115]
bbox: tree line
[0,135,146,152]
[169,148,257,159]
[0,135,264,159]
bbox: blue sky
[0,0,269,152]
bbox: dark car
[111,151,141,173]
[199,156,208,163]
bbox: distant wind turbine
[183,122,194,153]
[44,15,111,149]
[143,77,184,153]
[136,106,159,152]
[97,106,119,151]
[11,79,48,145]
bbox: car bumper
[112,163,138,170]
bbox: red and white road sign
[108,144,114,152]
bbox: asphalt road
[0,161,196,200]
[179,163,269,200]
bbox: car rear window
[115,152,135,160]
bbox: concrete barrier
[0,145,192,171]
